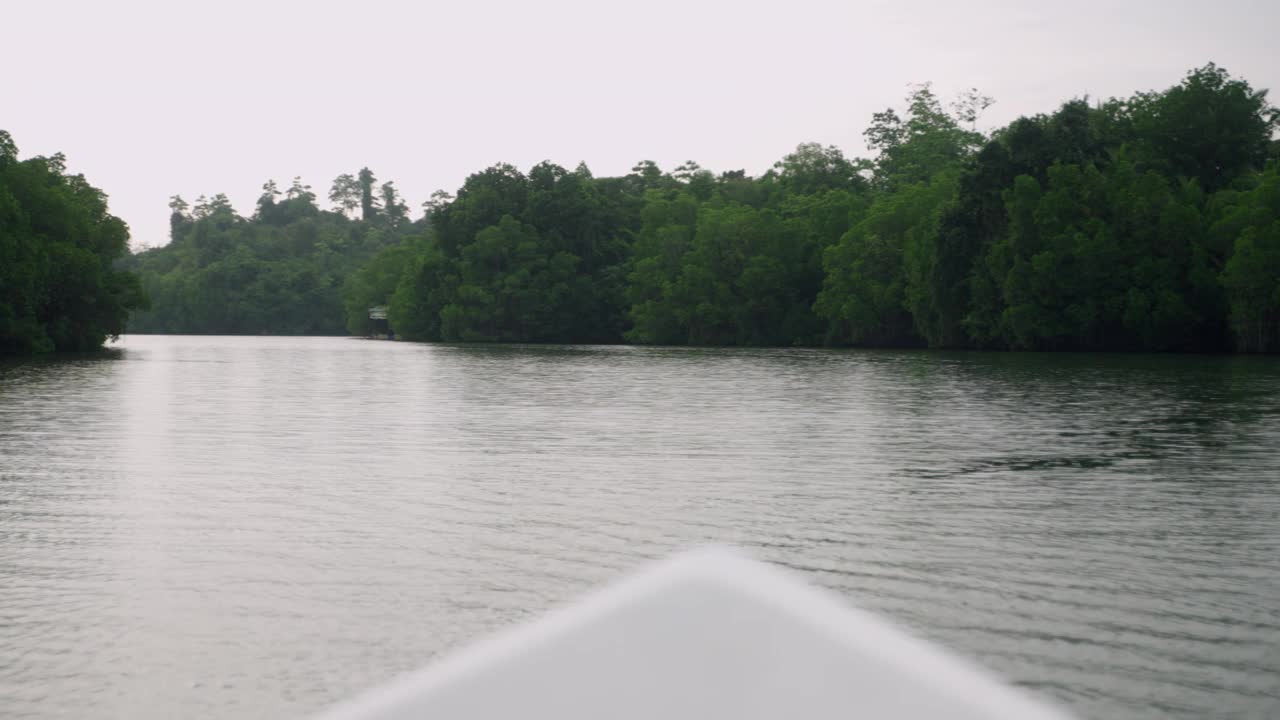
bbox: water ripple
[1,337,1278,720]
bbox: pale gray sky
[4,0,1277,249]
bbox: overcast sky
[4,0,1277,249]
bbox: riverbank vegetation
[123,173,416,336]
[0,131,145,353]
[124,64,1280,351]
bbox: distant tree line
[126,64,1280,352]
[123,171,414,335]
[0,131,145,353]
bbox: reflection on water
[1,336,1278,720]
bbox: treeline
[0,131,145,354]
[130,64,1280,352]
[124,171,417,335]
[383,64,1280,352]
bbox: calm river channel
[1,335,1277,719]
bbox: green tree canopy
[121,64,1280,354]
[0,130,145,353]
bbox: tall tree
[329,173,360,216]
[358,167,379,221]
[255,180,282,221]
[0,130,146,353]
[379,181,408,223]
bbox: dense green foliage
[124,171,416,335]
[0,131,145,354]
[130,64,1280,352]
[384,65,1278,352]
[1218,164,1280,351]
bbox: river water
[1,335,1277,719]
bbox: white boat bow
[313,547,1074,720]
